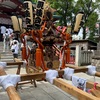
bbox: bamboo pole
[0,67,21,100]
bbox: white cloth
[8,28,13,34]
[63,67,74,80]
[0,26,6,34]
[0,62,7,68]
[87,65,96,76]
[6,28,13,36]
[45,69,58,84]
[11,40,19,46]
[72,75,87,91]
[11,44,19,54]
[0,74,20,90]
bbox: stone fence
[74,46,100,71]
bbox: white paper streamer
[0,74,21,90]
[72,75,87,91]
[0,62,7,68]
[45,69,58,84]
[63,67,74,80]
[87,65,96,76]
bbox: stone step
[0,50,12,53]
[0,55,21,59]
[0,59,14,62]
[0,53,21,60]
[1,56,13,59]
[0,42,21,61]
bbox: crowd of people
[0,25,20,60]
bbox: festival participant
[11,40,19,60]
[6,26,14,46]
[0,25,6,42]
[0,25,7,52]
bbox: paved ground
[0,42,100,100]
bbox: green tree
[31,0,37,3]
[31,0,99,40]
[47,0,75,26]
[47,0,99,40]
[75,0,99,39]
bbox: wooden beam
[66,66,100,77]
[66,64,79,68]
[7,62,99,77]
[7,62,23,66]
[20,72,46,81]
[57,68,84,76]
[21,68,89,81]
[0,65,100,100]
[66,64,100,77]
[6,61,100,89]
[86,81,100,91]
[91,90,100,98]
[95,72,100,77]
[53,79,100,100]
[58,67,89,76]
[0,67,21,100]
[74,67,88,73]
[19,70,100,91]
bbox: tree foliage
[47,0,75,26]
[47,0,99,40]
[75,0,99,39]
[31,0,99,40]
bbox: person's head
[47,61,53,69]
[14,41,17,44]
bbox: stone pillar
[97,41,100,50]
[75,45,81,66]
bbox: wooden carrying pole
[7,62,100,78]
[53,79,100,100]
[20,69,100,91]
[0,65,100,100]
[57,67,100,77]
[0,67,21,100]
[7,62,23,74]
[20,71,100,100]
[1,62,24,75]
[7,62,23,66]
